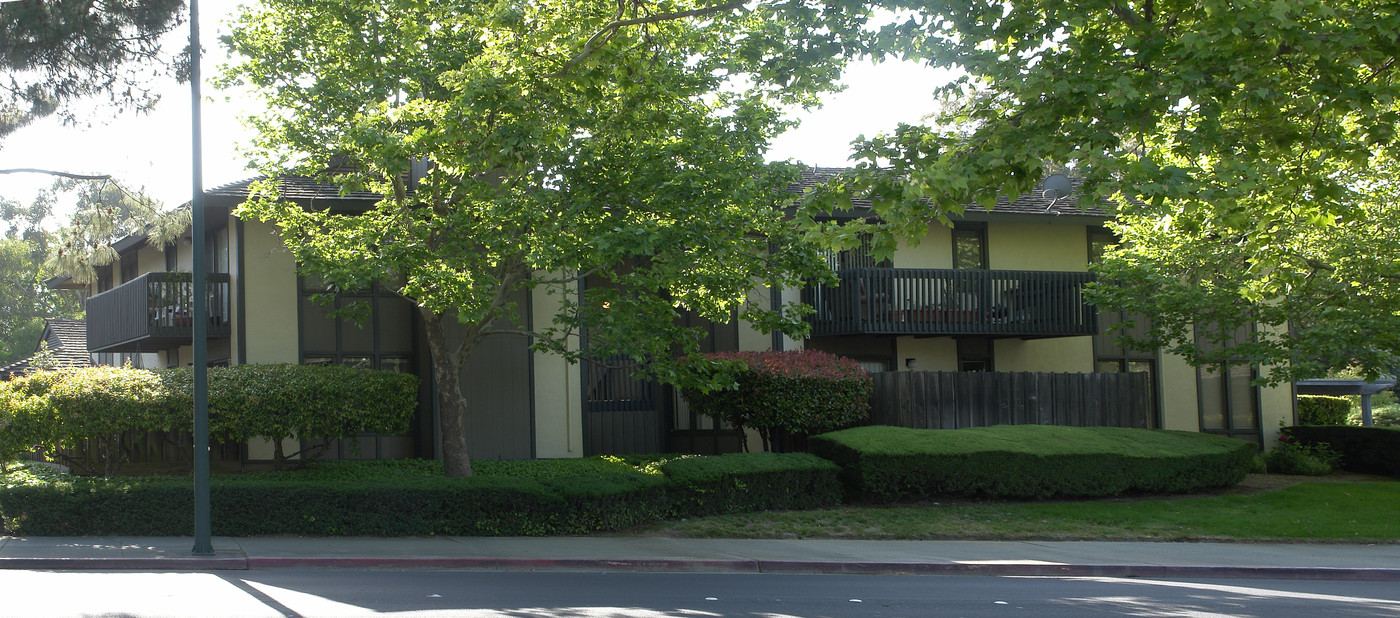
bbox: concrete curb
[3,555,1399,580]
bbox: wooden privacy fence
[869,370,1154,430]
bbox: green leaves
[825,0,1400,380]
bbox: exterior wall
[987,222,1088,272]
[1157,351,1200,431]
[892,223,953,269]
[738,287,776,352]
[993,336,1095,373]
[239,220,299,364]
[895,337,958,372]
[531,282,584,458]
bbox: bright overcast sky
[0,1,954,222]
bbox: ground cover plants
[640,478,1400,543]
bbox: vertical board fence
[869,370,1153,430]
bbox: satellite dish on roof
[1043,174,1072,200]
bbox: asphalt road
[5,570,1400,617]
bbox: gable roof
[0,318,92,379]
[788,167,1111,220]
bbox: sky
[0,1,955,224]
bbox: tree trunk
[423,312,474,477]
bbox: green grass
[633,480,1400,542]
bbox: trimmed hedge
[1286,425,1400,477]
[809,425,1256,501]
[682,350,871,451]
[0,452,833,536]
[0,365,417,475]
[661,452,843,518]
[1297,395,1350,426]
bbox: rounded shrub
[681,350,871,451]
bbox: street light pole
[189,0,213,557]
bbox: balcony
[86,272,232,353]
[803,268,1097,338]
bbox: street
[2,570,1400,617]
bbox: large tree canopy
[221,0,873,476]
[802,0,1400,382]
[0,0,187,144]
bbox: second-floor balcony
[86,272,232,353]
[802,268,1097,338]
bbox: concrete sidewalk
[1,535,1399,580]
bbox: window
[952,224,987,270]
[119,251,138,284]
[299,278,416,372]
[1090,227,1158,426]
[1195,326,1261,444]
[957,337,993,372]
[96,264,113,293]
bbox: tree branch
[557,0,746,75]
[1109,2,1142,27]
[0,168,112,181]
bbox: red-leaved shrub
[682,350,871,451]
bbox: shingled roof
[788,167,1111,219]
[205,175,384,203]
[0,319,92,379]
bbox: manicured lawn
[633,479,1400,542]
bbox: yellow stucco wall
[531,281,584,458]
[987,222,1088,272]
[239,220,300,364]
[1157,351,1200,431]
[895,337,958,372]
[892,223,953,269]
[993,337,1094,373]
[738,287,776,352]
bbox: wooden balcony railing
[802,268,1097,338]
[86,272,232,353]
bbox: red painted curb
[245,556,763,572]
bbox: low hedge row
[0,452,841,536]
[662,452,843,517]
[809,425,1256,501]
[1285,425,1400,477]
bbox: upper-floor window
[952,224,987,269]
[96,264,113,293]
[119,250,138,284]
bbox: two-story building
[66,169,1292,464]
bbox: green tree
[42,178,188,285]
[221,0,872,476]
[802,0,1400,382]
[0,237,81,366]
[0,0,186,144]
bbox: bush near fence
[0,452,841,536]
[1285,425,1400,477]
[682,350,871,452]
[809,425,1255,501]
